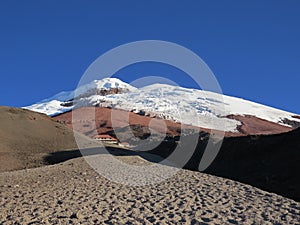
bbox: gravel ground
[0,155,299,225]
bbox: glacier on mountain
[24,78,300,132]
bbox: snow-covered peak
[23,78,300,132]
[37,78,137,104]
[73,78,137,98]
[84,78,137,92]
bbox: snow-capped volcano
[25,78,137,116]
[24,78,300,133]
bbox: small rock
[70,211,83,219]
[57,200,63,205]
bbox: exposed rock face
[282,117,300,128]
[227,114,293,135]
[96,87,128,96]
[77,87,130,99]
[54,107,204,139]
[55,107,294,138]
[60,88,131,107]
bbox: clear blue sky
[0,1,299,114]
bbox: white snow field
[24,78,300,132]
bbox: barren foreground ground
[0,155,299,225]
